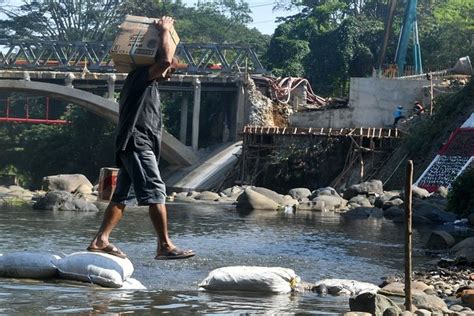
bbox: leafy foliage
[0,0,122,41]
[0,104,115,189]
[447,168,474,217]
[419,0,474,70]
[268,0,473,95]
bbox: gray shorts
[111,150,166,206]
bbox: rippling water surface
[0,202,439,314]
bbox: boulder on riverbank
[343,180,384,200]
[349,292,402,315]
[426,231,456,249]
[288,188,312,201]
[33,190,98,212]
[0,185,38,206]
[450,237,474,263]
[236,187,280,210]
[312,195,347,211]
[42,174,93,193]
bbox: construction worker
[393,105,406,127]
[413,100,425,116]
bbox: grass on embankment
[378,77,473,190]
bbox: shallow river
[0,202,444,314]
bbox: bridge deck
[242,125,406,139]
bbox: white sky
[0,0,300,36]
[182,0,300,35]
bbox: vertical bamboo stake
[429,73,434,116]
[404,160,413,312]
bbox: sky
[181,0,300,35]
[0,0,300,36]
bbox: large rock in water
[43,174,93,193]
[451,237,474,262]
[312,195,347,211]
[194,191,220,201]
[426,230,455,249]
[221,186,244,200]
[412,200,457,223]
[349,293,402,315]
[374,191,401,208]
[236,187,280,210]
[252,187,286,205]
[33,190,98,211]
[348,195,373,207]
[288,188,311,200]
[311,187,342,199]
[343,180,384,200]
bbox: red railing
[0,96,69,125]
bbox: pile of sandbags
[0,250,144,289]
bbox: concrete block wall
[289,77,430,128]
[350,77,428,127]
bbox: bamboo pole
[429,73,434,116]
[404,160,413,311]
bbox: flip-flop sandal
[155,248,195,260]
[87,243,127,259]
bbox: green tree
[447,168,474,217]
[0,0,122,41]
[419,0,474,71]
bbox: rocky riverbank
[2,174,473,314]
[171,179,473,314]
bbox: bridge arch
[0,79,198,166]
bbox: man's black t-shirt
[115,66,162,166]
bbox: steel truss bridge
[0,39,266,74]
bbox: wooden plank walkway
[242,125,406,139]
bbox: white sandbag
[56,252,133,288]
[313,278,380,296]
[0,251,61,279]
[121,278,147,290]
[199,266,300,294]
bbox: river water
[0,202,440,314]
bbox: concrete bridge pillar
[291,81,307,111]
[180,93,189,144]
[192,78,201,151]
[107,74,116,100]
[234,78,246,139]
[65,73,75,88]
[23,71,31,81]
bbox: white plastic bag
[199,266,300,294]
[0,251,61,279]
[56,252,133,288]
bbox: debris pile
[252,75,349,110]
[245,76,285,127]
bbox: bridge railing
[0,39,266,74]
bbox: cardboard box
[110,15,180,73]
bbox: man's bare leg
[88,202,126,249]
[149,204,194,258]
[149,204,175,251]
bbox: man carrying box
[87,16,195,260]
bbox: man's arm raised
[148,16,175,81]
